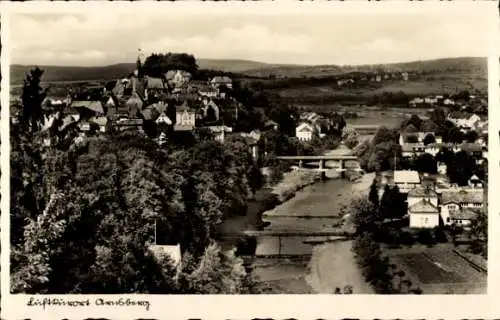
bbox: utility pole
[154,219,157,245]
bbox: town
[10,49,488,295]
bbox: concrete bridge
[275,155,359,171]
[243,229,355,237]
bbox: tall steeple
[135,48,143,77]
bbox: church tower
[134,48,144,78]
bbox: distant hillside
[240,57,487,78]
[10,64,134,85]
[11,56,486,87]
[10,58,283,85]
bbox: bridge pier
[340,160,345,179]
[319,159,325,170]
[299,160,304,168]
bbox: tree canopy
[142,53,199,77]
[10,68,263,294]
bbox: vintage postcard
[1,1,499,319]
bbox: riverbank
[267,168,322,202]
[306,240,375,294]
[264,143,354,203]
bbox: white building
[408,199,440,228]
[440,189,484,225]
[296,122,315,142]
[207,125,233,143]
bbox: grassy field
[347,116,405,128]
[295,105,419,129]
[271,76,486,100]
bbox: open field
[347,116,404,128]
[241,57,486,79]
[271,76,486,101]
[387,247,487,294]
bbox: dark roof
[149,102,168,114]
[174,124,194,131]
[408,199,439,213]
[126,93,144,110]
[70,101,104,114]
[441,189,483,204]
[408,187,438,198]
[177,101,193,112]
[403,124,419,133]
[401,143,424,152]
[146,77,165,89]
[211,76,232,84]
[450,207,478,220]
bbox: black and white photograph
[1,1,498,318]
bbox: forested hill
[10,59,283,84]
[10,57,485,85]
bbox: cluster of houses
[335,71,409,88]
[408,93,487,113]
[379,102,488,230]
[399,132,487,165]
[384,170,485,230]
[294,111,344,142]
[36,56,239,146]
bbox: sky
[10,12,493,67]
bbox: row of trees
[349,196,424,294]
[354,126,401,172]
[10,68,265,293]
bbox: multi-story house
[176,102,196,129]
[295,122,317,142]
[210,76,233,89]
[408,198,440,228]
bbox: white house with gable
[296,122,316,142]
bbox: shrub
[417,229,436,246]
[433,227,448,243]
[400,231,415,246]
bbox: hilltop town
[11,52,488,295]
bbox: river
[251,145,376,293]
[217,144,375,293]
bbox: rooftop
[441,189,483,204]
[449,207,479,221]
[394,170,420,184]
[146,77,165,89]
[408,199,439,213]
[174,124,194,131]
[408,187,438,198]
[70,100,105,114]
